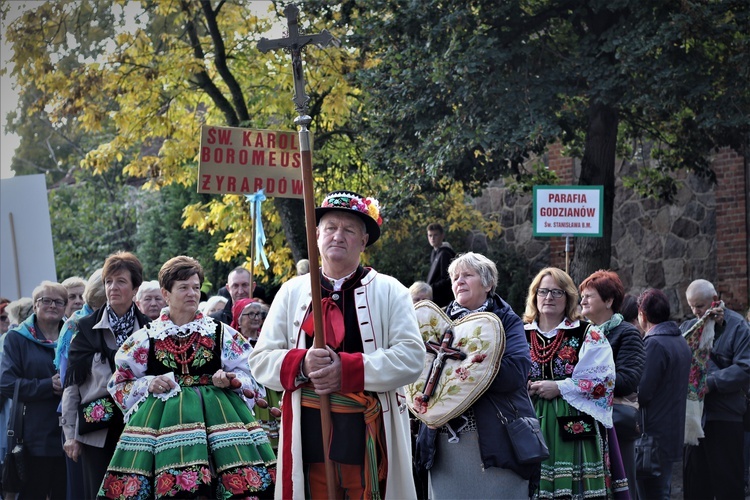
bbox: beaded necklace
[530,329,565,364]
[160,331,200,374]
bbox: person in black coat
[426,223,456,307]
[636,288,691,500]
[680,279,750,500]
[0,281,69,500]
[62,251,151,499]
[579,269,645,498]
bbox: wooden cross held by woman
[423,328,467,402]
[257,5,340,498]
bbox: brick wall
[543,145,749,316]
[713,148,749,311]
[548,145,575,271]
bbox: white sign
[533,185,603,237]
[0,174,57,299]
[198,125,305,198]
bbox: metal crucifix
[258,5,339,115]
[423,328,467,402]
[257,5,339,498]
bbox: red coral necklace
[530,330,565,364]
[161,332,200,374]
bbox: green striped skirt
[535,397,607,499]
[98,385,276,499]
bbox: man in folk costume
[680,279,750,500]
[249,191,425,499]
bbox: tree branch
[181,0,239,126]
[200,0,250,122]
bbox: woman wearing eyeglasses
[0,298,10,335]
[0,280,69,499]
[524,267,621,499]
[232,299,267,346]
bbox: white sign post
[0,174,57,299]
[533,185,604,273]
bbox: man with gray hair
[681,279,750,500]
[210,266,255,325]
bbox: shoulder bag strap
[6,379,23,447]
[640,406,647,434]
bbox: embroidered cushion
[406,301,505,428]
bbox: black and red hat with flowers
[315,191,383,246]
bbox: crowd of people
[0,192,749,500]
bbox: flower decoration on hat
[315,190,383,246]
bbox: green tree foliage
[4,1,118,185]
[306,0,750,284]
[49,171,138,279]
[4,0,385,284]
[135,183,234,290]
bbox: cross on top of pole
[257,4,340,117]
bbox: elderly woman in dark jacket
[579,270,645,497]
[62,251,150,499]
[636,288,691,499]
[416,252,538,499]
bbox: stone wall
[471,148,749,321]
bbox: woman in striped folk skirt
[97,256,275,499]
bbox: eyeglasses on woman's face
[36,297,66,308]
[241,310,266,319]
[536,288,565,299]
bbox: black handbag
[77,395,122,435]
[612,401,641,441]
[635,408,661,478]
[742,391,750,432]
[496,398,550,464]
[557,412,597,441]
[2,380,28,492]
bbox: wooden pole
[257,7,339,495]
[9,212,22,298]
[297,116,337,497]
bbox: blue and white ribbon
[246,190,269,269]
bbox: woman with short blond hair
[416,252,537,499]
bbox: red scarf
[301,298,346,349]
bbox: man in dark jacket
[210,266,253,324]
[426,223,456,307]
[681,279,750,500]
